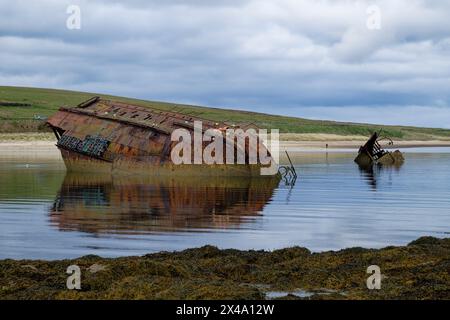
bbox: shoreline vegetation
[0,237,448,300]
[2,86,450,142]
[2,86,450,149]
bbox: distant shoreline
[281,140,450,150]
[1,132,450,150]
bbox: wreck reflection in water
[357,163,404,190]
[50,173,279,234]
[2,149,450,259]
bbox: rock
[88,263,107,273]
[21,264,38,272]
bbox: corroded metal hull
[59,147,264,176]
[47,97,274,176]
[354,132,404,166]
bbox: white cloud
[0,0,450,127]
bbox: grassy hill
[1,86,450,140]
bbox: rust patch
[355,132,404,166]
[46,97,275,176]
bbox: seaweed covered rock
[0,237,449,300]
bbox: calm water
[0,147,449,260]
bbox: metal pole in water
[285,150,297,178]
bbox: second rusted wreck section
[354,132,404,166]
[47,97,275,176]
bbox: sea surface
[0,147,449,260]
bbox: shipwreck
[46,97,276,176]
[354,132,404,166]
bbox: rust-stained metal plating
[354,131,404,166]
[47,97,275,176]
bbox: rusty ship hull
[46,97,273,176]
[354,132,404,167]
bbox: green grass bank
[2,86,450,140]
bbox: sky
[1,0,450,128]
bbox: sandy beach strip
[281,140,450,150]
[278,133,450,149]
[1,133,450,150]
